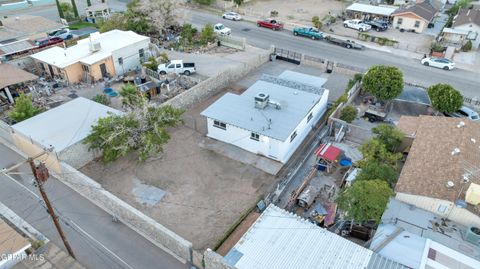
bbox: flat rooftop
[12,97,122,152]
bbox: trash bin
[270,53,277,61]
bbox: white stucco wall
[111,38,150,76]
[205,90,329,163]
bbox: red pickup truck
[256,19,284,30]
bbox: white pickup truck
[158,60,196,76]
[343,19,371,32]
[214,23,231,35]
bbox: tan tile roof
[396,116,480,209]
[0,64,38,89]
[0,15,62,42]
[0,219,30,256]
[453,8,480,28]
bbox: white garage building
[11,97,121,172]
[201,72,329,164]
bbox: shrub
[462,40,473,52]
[200,23,215,45]
[431,42,445,52]
[9,94,42,123]
[340,106,357,123]
[312,16,322,29]
[194,0,213,5]
[92,94,111,105]
[159,52,169,63]
[270,10,278,17]
[143,56,158,71]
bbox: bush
[462,40,473,52]
[431,42,445,52]
[143,56,158,71]
[340,106,357,123]
[270,10,278,17]
[312,16,322,29]
[9,94,42,123]
[180,23,195,46]
[92,94,111,105]
[159,52,169,64]
[200,24,215,45]
[194,0,213,5]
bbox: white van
[444,106,480,121]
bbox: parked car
[222,12,242,21]
[421,57,455,70]
[444,106,480,121]
[35,37,64,48]
[48,28,73,40]
[324,36,364,49]
[256,19,284,30]
[293,27,324,40]
[343,19,371,32]
[363,20,388,32]
[214,23,231,35]
[157,60,196,75]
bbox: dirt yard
[80,97,276,251]
[234,0,344,25]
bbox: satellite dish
[455,199,467,208]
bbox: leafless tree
[136,0,187,37]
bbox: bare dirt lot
[80,99,276,251]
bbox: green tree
[372,124,404,152]
[87,0,91,6]
[200,24,215,45]
[356,161,398,186]
[55,0,65,19]
[362,65,404,101]
[312,16,322,29]
[427,83,463,113]
[9,94,42,122]
[336,180,394,223]
[60,2,72,19]
[143,56,159,71]
[84,100,184,162]
[359,139,402,167]
[99,13,128,32]
[70,0,79,18]
[233,0,244,6]
[340,106,357,123]
[181,23,195,46]
[119,83,143,108]
[92,94,111,106]
[462,40,473,52]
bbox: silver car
[421,57,455,70]
[444,106,480,121]
[222,12,242,21]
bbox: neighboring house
[370,199,480,269]
[201,71,329,164]
[395,115,480,227]
[392,1,438,33]
[10,97,122,173]
[346,3,398,21]
[85,3,111,22]
[0,64,38,105]
[30,30,150,83]
[223,204,407,269]
[0,15,63,44]
[442,8,480,49]
[0,219,31,269]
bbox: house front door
[100,63,107,78]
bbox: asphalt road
[186,10,480,99]
[0,143,189,269]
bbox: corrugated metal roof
[346,3,398,16]
[0,39,36,56]
[227,204,374,269]
[201,79,327,141]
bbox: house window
[82,64,89,72]
[290,130,297,142]
[139,49,145,59]
[307,112,313,123]
[397,18,403,25]
[250,132,260,141]
[414,21,420,28]
[118,57,123,65]
[213,120,226,130]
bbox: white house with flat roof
[201,72,329,164]
[30,30,150,83]
[11,97,122,172]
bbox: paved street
[0,143,188,269]
[186,10,480,99]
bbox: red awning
[315,143,342,162]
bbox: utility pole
[28,158,76,260]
